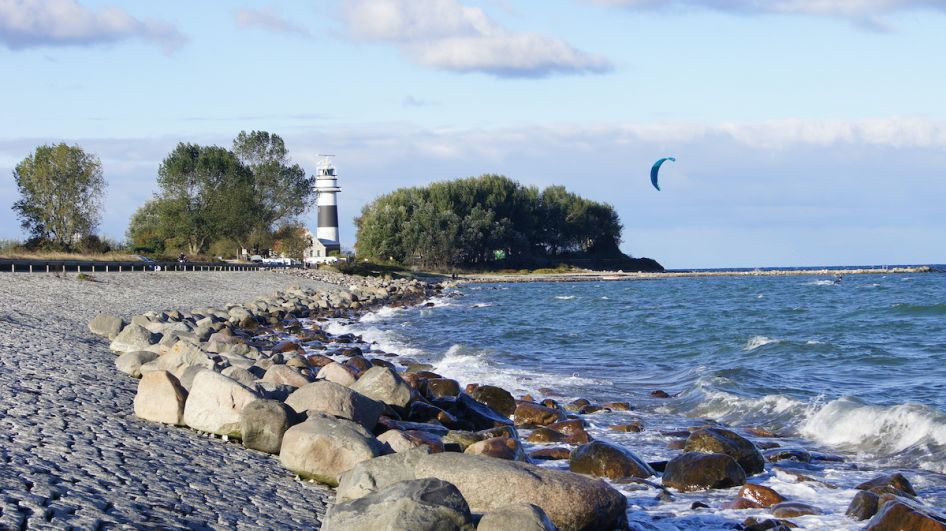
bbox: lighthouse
[309,155,341,260]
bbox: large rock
[847,490,881,521]
[279,414,385,486]
[140,341,216,376]
[221,366,258,388]
[425,378,461,398]
[685,428,765,475]
[240,399,299,454]
[336,447,432,503]
[661,452,746,492]
[317,362,358,387]
[182,370,257,437]
[569,440,654,479]
[262,364,312,388]
[470,385,517,417]
[115,350,158,378]
[109,323,159,353]
[133,370,187,425]
[350,366,412,408]
[415,453,628,531]
[465,436,528,462]
[455,394,514,431]
[478,503,558,531]
[865,495,946,531]
[89,314,125,340]
[739,483,785,507]
[323,478,474,531]
[378,429,444,454]
[857,473,918,497]
[514,401,566,427]
[284,380,384,431]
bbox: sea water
[325,272,946,529]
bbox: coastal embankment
[458,265,934,283]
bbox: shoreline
[458,265,935,283]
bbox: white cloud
[0,0,186,52]
[590,0,946,28]
[234,7,311,38]
[342,0,612,77]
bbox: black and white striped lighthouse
[315,155,341,251]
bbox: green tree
[233,130,315,230]
[126,198,166,254]
[272,223,311,261]
[12,143,106,249]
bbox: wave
[804,279,837,286]
[744,336,781,351]
[890,303,946,316]
[471,303,492,308]
[324,320,427,358]
[554,295,576,300]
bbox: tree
[272,223,310,261]
[12,143,105,249]
[233,130,315,230]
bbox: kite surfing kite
[650,157,676,191]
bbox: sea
[323,270,946,529]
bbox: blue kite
[650,157,676,191]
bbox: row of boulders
[91,274,946,530]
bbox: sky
[1,0,945,269]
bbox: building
[305,155,342,264]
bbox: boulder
[285,380,384,431]
[529,447,572,461]
[763,447,811,463]
[109,323,159,353]
[770,501,822,518]
[569,440,654,480]
[323,478,474,531]
[133,370,187,425]
[478,503,557,531]
[221,366,258,388]
[89,314,125,340]
[455,394,513,431]
[317,362,359,387]
[115,350,158,378]
[722,498,764,510]
[279,414,385,486]
[847,490,880,521]
[465,436,528,462]
[379,429,445,454]
[182,370,257,438]
[336,447,432,503]
[262,364,312,388]
[865,495,946,531]
[661,452,746,492]
[527,427,566,443]
[856,473,918,497]
[470,385,517,417]
[738,483,785,507]
[546,419,592,444]
[240,399,299,454]
[140,341,216,376]
[685,428,765,475]
[350,366,412,408]
[514,401,566,427]
[610,422,644,433]
[425,378,461,398]
[414,453,628,531]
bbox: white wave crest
[744,336,781,351]
[324,321,426,358]
[805,280,836,286]
[472,303,492,308]
[800,397,946,457]
[554,295,576,300]
[358,305,402,323]
[680,389,811,426]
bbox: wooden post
[29,265,32,273]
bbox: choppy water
[325,272,946,529]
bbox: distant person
[178,252,186,263]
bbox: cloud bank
[0,0,186,52]
[342,0,612,77]
[234,7,311,38]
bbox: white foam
[554,295,576,300]
[357,305,402,323]
[744,336,781,351]
[324,320,426,358]
[805,280,836,286]
[800,397,946,459]
[681,389,810,426]
[471,303,492,308]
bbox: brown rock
[685,427,765,475]
[471,385,517,417]
[650,390,670,398]
[274,340,302,353]
[856,473,918,497]
[465,436,526,462]
[262,364,312,388]
[569,440,654,479]
[771,502,822,518]
[866,495,946,531]
[746,427,780,438]
[540,398,560,409]
[723,497,764,510]
[529,447,571,460]
[764,448,811,463]
[610,422,643,433]
[526,427,566,443]
[662,452,746,492]
[847,490,880,521]
[667,439,687,450]
[564,398,591,412]
[739,483,785,507]
[602,401,632,411]
[547,419,592,444]
[306,354,335,368]
[425,378,461,398]
[345,355,373,372]
[514,401,566,427]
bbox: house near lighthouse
[304,155,343,264]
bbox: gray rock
[336,447,432,503]
[279,414,385,486]
[317,361,358,387]
[323,478,474,531]
[139,341,216,376]
[88,314,125,340]
[182,370,257,438]
[262,364,312,388]
[478,503,558,531]
[285,380,384,431]
[240,399,299,454]
[109,323,159,353]
[177,365,208,392]
[254,381,296,401]
[115,350,158,378]
[133,370,187,425]
[221,366,258,388]
[350,366,412,408]
[414,453,627,531]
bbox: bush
[76,235,111,254]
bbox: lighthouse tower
[314,155,341,255]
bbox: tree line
[9,131,315,259]
[355,174,624,268]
